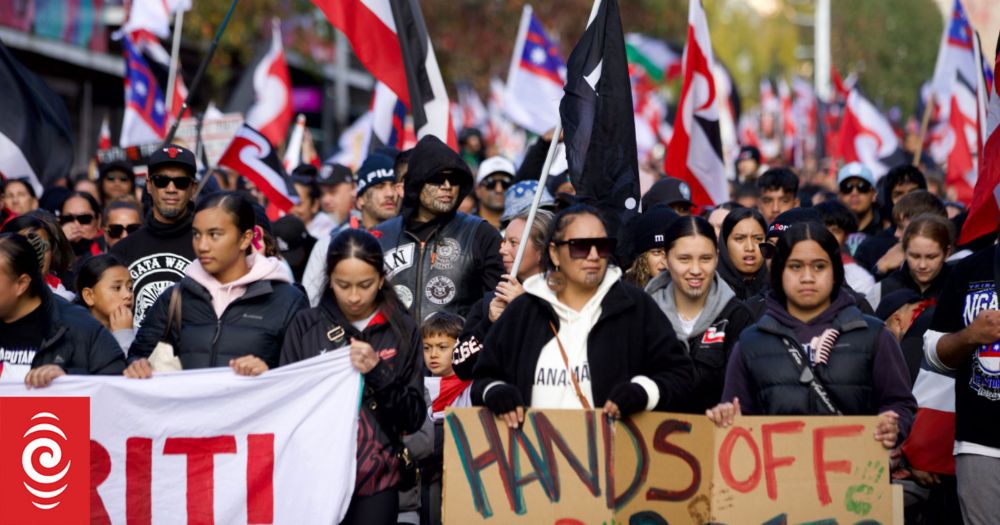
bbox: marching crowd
[0,131,993,524]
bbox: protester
[272,215,315,283]
[2,213,76,301]
[102,200,143,249]
[882,164,927,205]
[755,168,799,225]
[706,222,916,451]
[814,200,875,295]
[474,156,515,229]
[280,228,425,525]
[716,207,769,301]
[60,191,104,258]
[289,165,331,239]
[98,160,137,205]
[74,254,134,351]
[375,136,503,321]
[735,145,763,183]
[4,178,38,215]
[622,205,679,289]
[472,205,694,428]
[855,190,947,280]
[316,162,357,230]
[125,192,308,377]
[0,233,126,386]
[645,216,753,412]
[500,180,555,225]
[866,214,953,311]
[836,162,880,244]
[641,176,694,216]
[111,145,198,327]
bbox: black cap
[98,160,135,179]
[737,145,762,164]
[318,163,353,187]
[631,205,680,257]
[291,164,319,179]
[766,207,822,239]
[148,144,196,177]
[272,215,315,269]
[875,289,922,321]
[642,177,693,211]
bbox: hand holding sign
[706,397,741,427]
[874,410,899,449]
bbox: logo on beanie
[679,182,691,201]
[654,234,664,244]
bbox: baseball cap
[737,145,761,164]
[766,207,822,239]
[318,163,354,187]
[356,154,396,197]
[476,156,516,186]
[837,162,876,187]
[148,144,196,177]
[500,180,555,225]
[641,177,693,211]
[272,215,314,269]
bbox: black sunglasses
[107,223,141,239]
[103,174,131,183]
[839,180,872,194]
[481,176,512,190]
[59,213,95,226]
[758,241,776,260]
[150,174,195,190]
[553,237,617,259]
[425,172,463,187]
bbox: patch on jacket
[701,326,726,345]
[384,243,415,279]
[378,348,397,360]
[426,276,457,305]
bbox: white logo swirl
[21,412,71,510]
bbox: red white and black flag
[0,41,74,195]
[559,0,640,239]
[218,124,299,212]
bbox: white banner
[0,351,360,525]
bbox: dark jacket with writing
[30,288,127,375]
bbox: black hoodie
[111,206,195,328]
[717,236,769,301]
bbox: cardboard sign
[172,113,244,167]
[444,408,893,524]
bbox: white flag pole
[510,121,562,278]
[165,10,184,114]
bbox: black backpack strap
[778,336,843,415]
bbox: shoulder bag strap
[160,286,183,343]
[779,336,842,415]
[548,321,592,410]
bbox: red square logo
[0,397,90,525]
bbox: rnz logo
[21,412,72,510]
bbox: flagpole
[511,121,562,277]
[913,97,934,166]
[162,0,239,146]
[973,32,988,153]
[165,10,184,114]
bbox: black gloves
[606,383,649,417]
[483,383,524,415]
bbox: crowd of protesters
[0,127,993,524]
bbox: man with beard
[111,145,197,328]
[301,153,403,305]
[375,136,503,320]
[474,156,515,229]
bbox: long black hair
[769,222,845,306]
[720,207,767,245]
[74,254,128,306]
[326,228,407,344]
[664,216,717,253]
[542,204,610,271]
[1,212,74,276]
[194,192,256,254]
[0,233,46,299]
[716,207,770,300]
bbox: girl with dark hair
[645,216,754,412]
[707,222,916,450]
[125,192,308,377]
[60,191,105,258]
[75,254,135,351]
[3,178,38,215]
[623,206,679,289]
[865,214,953,311]
[280,228,426,525]
[717,207,769,300]
[2,213,77,301]
[473,205,694,427]
[0,233,126,386]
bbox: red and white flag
[836,89,906,178]
[957,32,1000,245]
[219,124,299,212]
[121,0,190,39]
[664,0,727,207]
[98,114,111,151]
[778,78,796,164]
[246,19,293,149]
[311,0,456,149]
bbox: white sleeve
[923,329,957,373]
[302,235,332,307]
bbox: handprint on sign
[844,459,885,516]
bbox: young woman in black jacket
[716,207,769,301]
[125,192,307,377]
[472,205,694,429]
[279,228,425,525]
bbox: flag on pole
[559,0,640,238]
[0,41,74,195]
[120,36,167,147]
[957,33,1000,245]
[246,19,293,149]
[663,0,727,207]
[283,114,307,172]
[121,0,191,39]
[836,89,906,178]
[503,5,566,135]
[625,33,682,84]
[219,124,299,212]
[98,114,112,151]
[370,82,408,151]
[127,31,187,126]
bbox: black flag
[559,0,639,242]
[0,41,74,194]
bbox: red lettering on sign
[90,440,112,525]
[127,438,153,524]
[247,434,275,524]
[717,427,761,493]
[813,424,864,505]
[163,436,237,525]
[761,421,805,500]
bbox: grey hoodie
[646,272,736,352]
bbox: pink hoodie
[186,254,293,319]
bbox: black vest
[377,213,483,321]
[739,306,881,415]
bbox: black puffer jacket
[279,292,426,496]
[129,276,308,369]
[31,288,127,375]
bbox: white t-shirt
[676,312,701,339]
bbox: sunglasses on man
[149,174,195,190]
[106,223,142,239]
[480,176,512,191]
[425,172,463,188]
[553,237,617,259]
[59,213,95,226]
[839,180,872,194]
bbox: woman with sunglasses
[124,192,308,378]
[60,191,105,258]
[75,254,135,351]
[102,200,143,249]
[645,216,754,413]
[706,222,916,450]
[473,205,694,427]
[716,207,769,301]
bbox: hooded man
[375,136,503,321]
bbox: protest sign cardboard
[444,408,894,524]
[173,113,244,167]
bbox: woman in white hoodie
[124,192,309,378]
